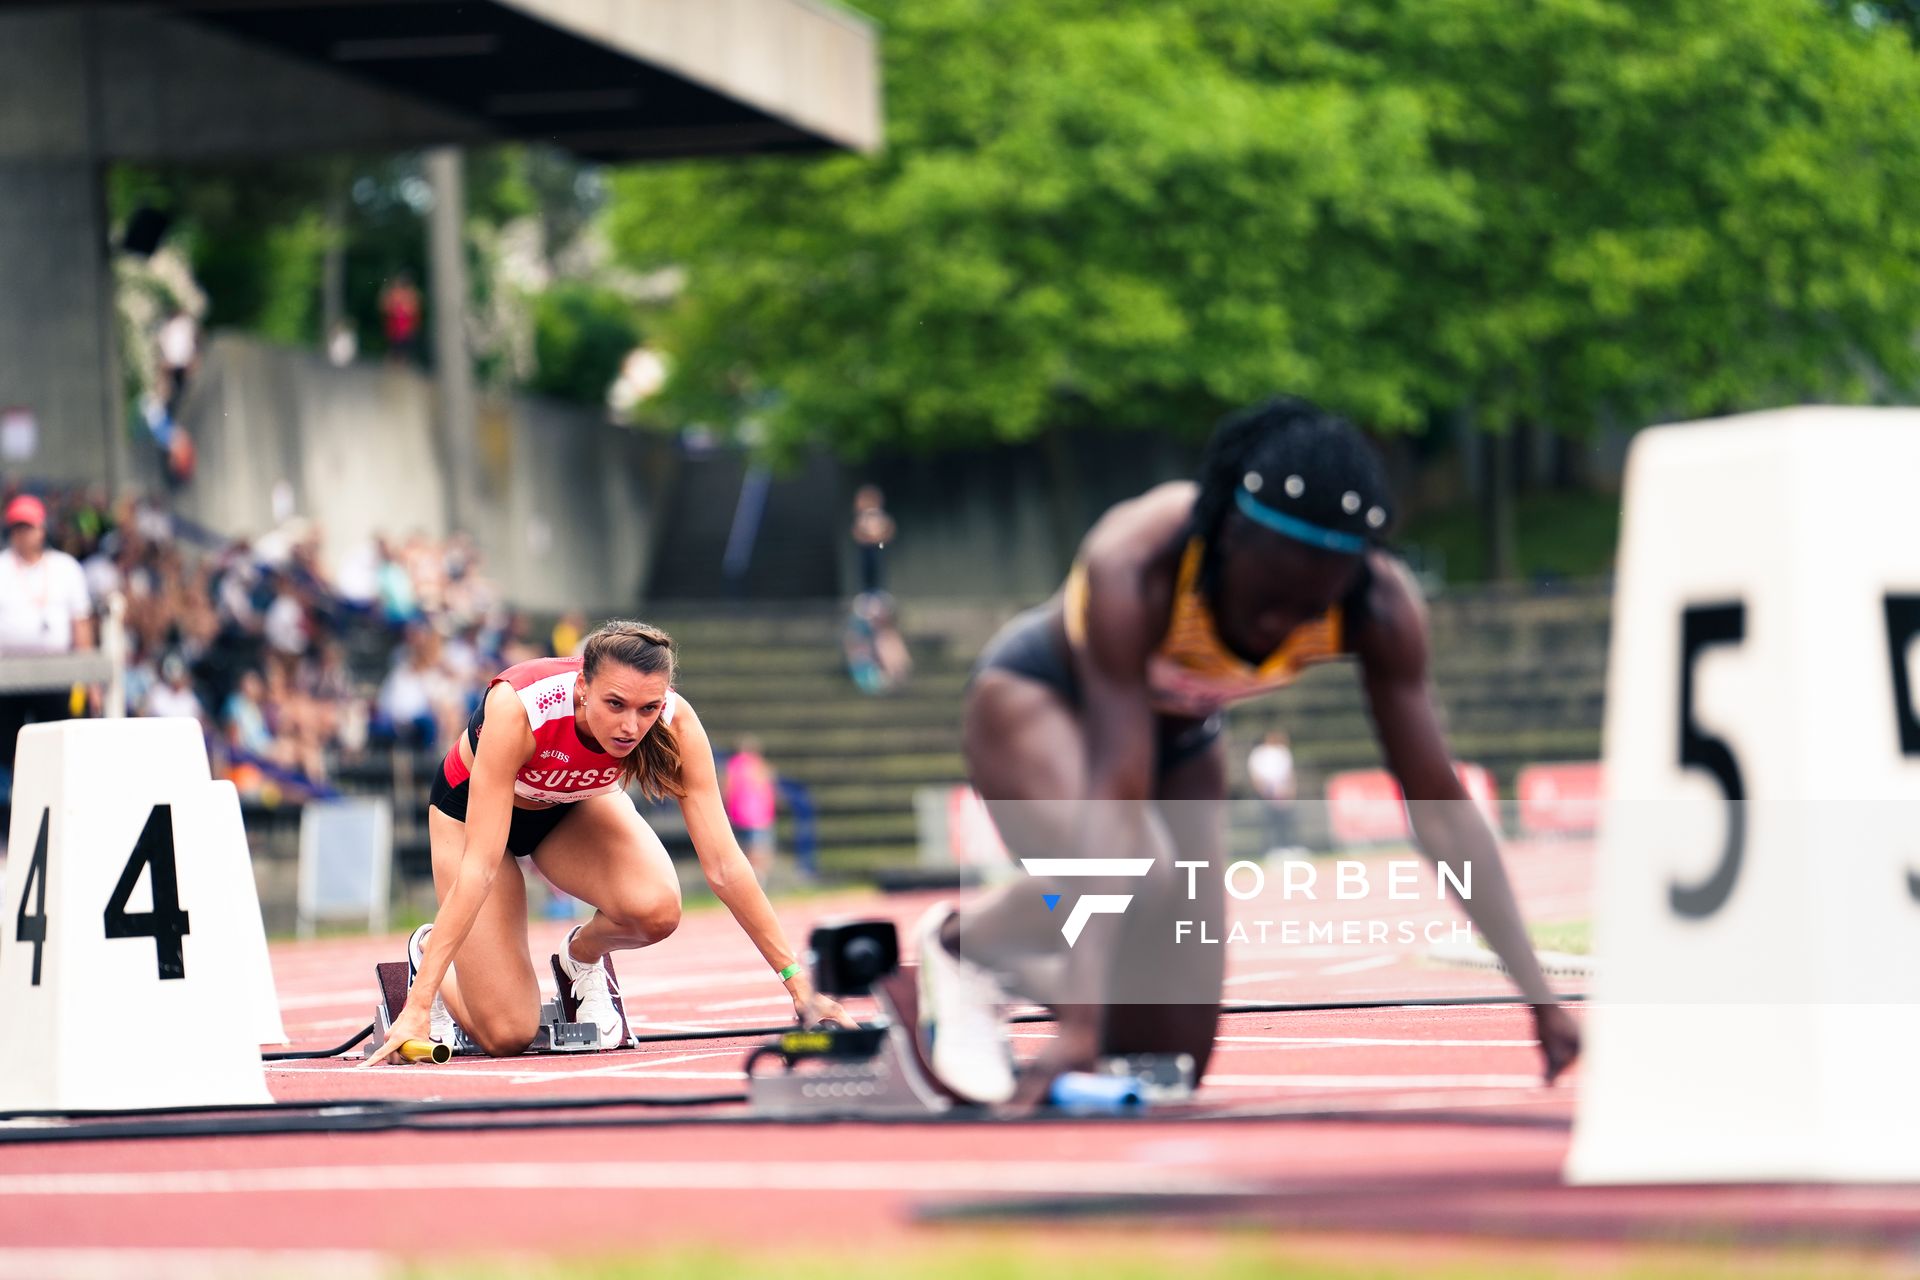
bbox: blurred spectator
[552,610,588,658]
[375,622,461,747]
[262,571,309,686]
[326,319,358,368]
[379,273,423,364]
[223,670,277,760]
[1248,730,1303,859]
[1,483,521,807]
[376,535,419,627]
[725,736,779,884]
[850,484,895,594]
[402,531,446,616]
[157,307,199,418]
[0,495,94,657]
[497,610,542,667]
[145,653,205,724]
[298,637,365,759]
[0,493,94,795]
[333,535,381,616]
[264,664,330,784]
[843,591,912,695]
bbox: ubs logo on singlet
[538,749,571,762]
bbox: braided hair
[1189,396,1394,583]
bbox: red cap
[4,494,45,529]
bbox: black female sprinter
[916,396,1582,1105]
[365,620,853,1066]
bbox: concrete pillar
[425,147,478,537]
[0,12,125,491]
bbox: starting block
[370,945,631,1058]
[746,920,1197,1116]
[747,967,959,1115]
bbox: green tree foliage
[605,0,1920,454]
[111,147,623,392]
[528,282,646,404]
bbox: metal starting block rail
[744,958,1198,1118]
[372,957,627,1058]
[747,970,958,1116]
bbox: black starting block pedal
[371,959,613,1059]
[747,919,963,1116]
[550,947,633,1049]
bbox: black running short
[969,604,1223,775]
[428,765,577,858]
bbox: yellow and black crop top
[1063,538,1346,719]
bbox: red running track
[5,842,1920,1269]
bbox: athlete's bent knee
[466,1008,541,1057]
[605,892,681,944]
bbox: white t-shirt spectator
[0,547,92,655]
[145,679,205,722]
[265,592,308,657]
[378,660,455,727]
[83,548,122,603]
[333,540,380,608]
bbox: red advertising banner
[1515,762,1604,837]
[1326,763,1503,846]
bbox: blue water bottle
[1048,1072,1147,1114]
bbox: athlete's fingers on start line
[358,1032,408,1069]
[796,991,859,1030]
[360,1006,432,1069]
[1533,1003,1582,1085]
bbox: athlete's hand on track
[360,1003,433,1069]
[1533,1002,1581,1084]
[1007,1023,1102,1111]
[793,989,859,1030]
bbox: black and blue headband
[1234,471,1385,556]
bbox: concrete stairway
[320,583,1611,886]
[647,583,1613,873]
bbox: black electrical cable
[263,1022,376,1061]
[0,1092,752,1124]
[0,992,1584,1145]
[293,992,1588,1059]
[0,1095,1570,1146]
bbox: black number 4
[101,805,192,981]
[14,810,49,985]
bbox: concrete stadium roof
[7,0,882,160]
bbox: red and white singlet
[440,656,678,805]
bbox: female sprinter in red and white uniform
[365,619,853,1064]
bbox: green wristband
[777,962,801,982]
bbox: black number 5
[1884,594,1920,904]
[1672,602,1747,919]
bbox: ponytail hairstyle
[581,619,686,803]
[1189,396,1395,588]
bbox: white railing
[0,593,127,717]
